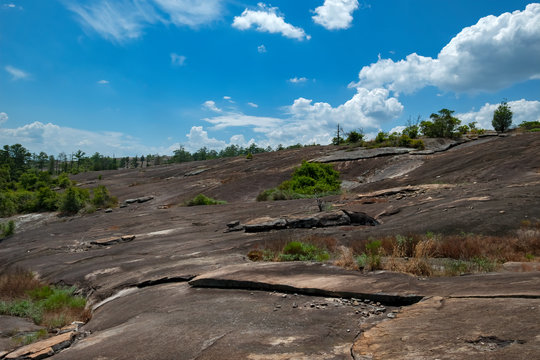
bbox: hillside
[0,133,539,359]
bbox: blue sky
[1,0,539,156]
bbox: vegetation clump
[492,100,513,133]
[519,120,540,132]
[278,241,330,262]
[0,220,15,240]
[186,194,226,206]
[257,161,341,201]
[0,268,89,330]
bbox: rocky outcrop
[3,331,76,360]
[239,210,378,233]
[90,235,135,246]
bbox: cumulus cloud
[457,99,540,130]
[232,3,310,41]
[68,0,223,42]
[0,112,7,125]
[5,65,30,80]
[354,3,540,93]
[205,114,283,133]
[288,77,308,84]
[312,0,359,30]
[170,53,187,66]
[257,44,267,53]
[204,87,403,147]
[97,79,109,84]
[0,121,160,156]
[202,100,222,113]
[171,126,255,152]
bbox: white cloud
[170,126,255,152]
[0,112,7,125]
[0,121,160,156]
[247,102,259,108]
[354,3,540,94]
[457,99,540,130]
[202,100,222,113]
[5,65,30,80]
[152,0,222,27]
[389,125,406,134]
[170,53,187,66]
[204,87,403,147]
[68,0,223,43]
[232,3,310,41]
[223,96,234,103]
[97,79,109,84]
[257,44,267,53]
[205,113,283,133]
[288,77,308,84]
[312,0,359,30]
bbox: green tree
[346,130,364,143]
[492,100,513,133]
[420,109,461,138]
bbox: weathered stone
[90,235,135,246]
[314,211,350,227]
[104,208,113,213]
[226,220,240,228]
[244,218,287,232]
[137,196,154,203]
[5,331,75,359]
[286,216,320,229]
[503,261,540,272]
[342,210,379,226]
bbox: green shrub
[519,121,540,132]
[37,187,59,211]
[246,152,253,160]
[257,161,341,201]
[365,239,382,270]
[420,109,461,138]
[59,187,89,215]
[0,192,17,217]
[56,173,72,188]
[285,161,340,195]
[0,220,15,239]
[278,241,329,262]
[186,194,226,206]
[346,130,364,143]
[91,185,117,208]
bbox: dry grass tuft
[0,267,44,300]
[334,246,358,270]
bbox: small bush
[91,185,117,208]
[519,120,540,132]
[59,187,89,215]
[186,194,226,206]
[278,241,330,262]
[0,220,15,239]
[258,161,341,201]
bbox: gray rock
[244,218,287,233]
[342,210,379,226]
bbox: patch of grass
[278,241,330,262]
[186,194,226,206]
[0,269,88,330]
[14,329,48,346]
